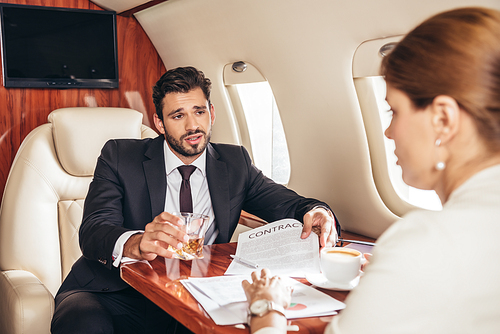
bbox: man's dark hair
[152,66,212,122]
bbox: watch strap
[248,299,286,319]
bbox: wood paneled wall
[0,0,165,203]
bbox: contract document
[224,219,322,277]
[181,275,345,326]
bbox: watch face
[250,299,269,314]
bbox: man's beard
[164,128,211,158]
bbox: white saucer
[305,273,360,291]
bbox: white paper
[181,275,344,325]
[225,219,321,277]
[182,280,248,325]
[186,275,249,306]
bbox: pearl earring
[435,139,446,171]
[436,161,446,170]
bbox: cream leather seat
[0,107,157,334]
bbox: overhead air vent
[379,42,398,57]
[232,61,248,73]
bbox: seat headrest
[49,107,144,176]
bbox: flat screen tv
[0,4,118,89]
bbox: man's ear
[431,95,460,143]
[153,113,165,134]
[210,103,216,125]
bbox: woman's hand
[242,268,292,333]
[242,268,292,309]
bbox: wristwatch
[248,299,286,321]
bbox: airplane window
[370,76,442,211]
[224,63,291,184]
[354,37,442,215]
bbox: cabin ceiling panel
[91,0,151,13]
[135,0,500,238]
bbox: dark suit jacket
[55,136,339,304]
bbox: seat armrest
[238,211,266,228]
[230,211,268,242]
[0,270,54,334]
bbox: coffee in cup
[320,247,363,285]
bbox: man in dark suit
[51,66,340,334]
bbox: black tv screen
[0,4,118,89]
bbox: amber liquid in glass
[168,237,204,260]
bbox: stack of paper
[181,275,345,326]
[225,219,322,277]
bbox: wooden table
[120,231,374,334]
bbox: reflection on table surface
[120,231,375,334]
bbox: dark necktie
[178,165,197,213]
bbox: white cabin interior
[93,0,500,238]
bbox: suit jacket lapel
[206,143,231,242]
[143,136,167,217]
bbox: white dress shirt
[112,141,216,267]
[163,141,215,232]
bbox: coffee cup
[320,247,363,285]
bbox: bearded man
[51,66,340,334]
